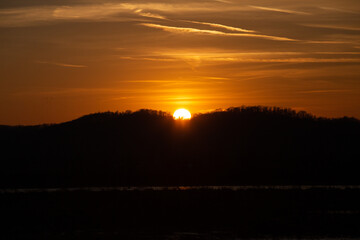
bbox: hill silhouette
[1,106,359,188]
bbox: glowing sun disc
[173,108,191,120]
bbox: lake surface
[2,185,360,193]
[1,185,360,239]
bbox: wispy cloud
[140,23,228,35]
[0,3,165,27]
[140,23,296,41]
[118,56,176,62]
[0,4,134,27]
[305,40,356,44]
[312,52,360,55]
[119,2,240,13]
[37,61,87,68]
[184,20,255,33]
[300,89,351,94]
[53,4,168,21]
[0,7,54,27]
[122,80,179,83]
[0,2,254,27]
[319,7,358,14]
[214,0,232,3]
[119,51,360,64]
[238,58,360,63]
[52,4,127,20]
[301,24,360,31]
[13,87,126,96]
[250,5,311,15]
[134,9,166,20]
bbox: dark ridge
[0,106,359,188]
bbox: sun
[173,108,191,120]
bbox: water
[2,185,360,194]
[1,185,360,239]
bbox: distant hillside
[1,106,359,188]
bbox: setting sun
[173,109,191,120]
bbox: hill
[1,106,359,188]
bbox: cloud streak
[140,23,296,41]
[300,90,351,94]
[118,51,360,64]
[319,7,358,14]
[0,2,275,27]
[305,40,357,44]
[134,9,166,20]
[0,3,166,27]
[37,61,87,68]
[184,20,255,33]
[250,5,311,15]
[0,4,134,27]
[301,24,360,31]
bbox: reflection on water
[1,185,360,194]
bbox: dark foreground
[1,107,360,188]
[1,107,359,238]
[1,186,360,239]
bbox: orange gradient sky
[0,0,360,124]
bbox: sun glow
[173,108,192,120]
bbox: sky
[0,0,359,125]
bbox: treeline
[0,106,359,188]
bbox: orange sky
[0,0,360,125]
